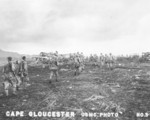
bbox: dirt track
[0,64,150,120]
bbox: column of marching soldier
[1,53,115,97]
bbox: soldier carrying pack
[2,57,17,96]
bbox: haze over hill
[0,49,32,66]
[0,49,20,66]
[0,49,21,58]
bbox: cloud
[0,0,150,55]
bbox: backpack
[21,61,28,72]
[8,62,15,72]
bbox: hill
[0,49,22,66]
[0,49,21,58]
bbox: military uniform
[74,56,82,76]
[14,61,23,90]
[105,54,114,70]
[20,59,30,87]
[99,54,105,68]
[49,58,59,82]
[108,54,114,70]
[2,61,17,96]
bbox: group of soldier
[1,56,29,97]
[47,52,85,83]
[88,53,115,70]
[37,51,115,82]
[1,52,115,97]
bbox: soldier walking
[74,55,83,76]
[14,60,22,90]
[49,56,59,83]
[2,57,17,96]
[20,56,30,88]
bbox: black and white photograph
[0,0,150,120]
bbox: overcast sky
[0,0,150,55]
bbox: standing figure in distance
[74,55,83,76]
[20,56,30,88]
[49,56,59,83]
[108,53,114,70]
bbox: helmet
[7,57,12,61]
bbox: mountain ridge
[0,49,21,58]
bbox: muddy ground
[0,63,150,120]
